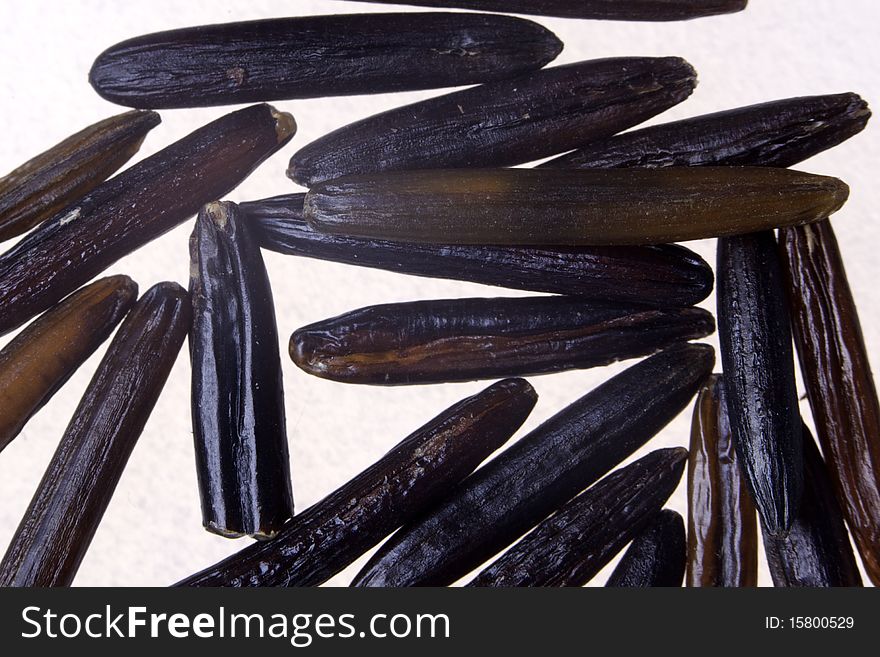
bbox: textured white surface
[0,0,877,587]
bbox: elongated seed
[542,93,870,170]
[762,427,863,587]
[291,297,714,385]
[89,13,562,109]
[0,276,138,453]
[717,232,803,537]
[288,57,696,186]
[176,378,537,587]
[190,201,293,540]
[0,283,191,587]
[353,343,713,587]
[0,110,160,242]
[344,1,748,21]
[606,510,687,587]
[243,193,714,306]
[780,220,880,585]
[469,448,687,587]
[0,104,294,337]
[687,374,758,587]
[304,167,848,246]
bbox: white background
[0,0,877,586]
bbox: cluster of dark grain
[177,379,537,587]
[288,57,698,186]
[761,427,862,587]
[0,103,295,337]
[0,284,191,587]
[0,1,877,591]
[468,448,688,587]
[242,194,715,306]
[353,345,713,586]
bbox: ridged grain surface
[762,428,863,587]
[469,449,687,587]
[289,57,696,186]
[686,374,758,587]
[780,220,880,585]
[717,232,803,536]
[89,13,562,108]
[606,510,687,587]
[0,110,160,241]
[305,167,848,246]
[0,276,138,452]
[291,297,714,385]
[0,104,294,337]
[0,283,191,587]
[353,344,713,587]
[543,93,870,169]
[245,193,714,305]
[189,201,293,540]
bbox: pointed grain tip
[108,274,139,301]
[827,177,850,214]
[102,273,136,289]
[132,109,162,129]
[286,162,305,186]
[679,341,716,367]
[544,30,564,62]
[683,307,717,335]
[656,56,698,92]
[670,446,689,462]
[494,377,538,402]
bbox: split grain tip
[269,106,297,143]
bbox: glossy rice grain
[0,276,138,453]
[0,104,294,337]
[543,93,870,170]
[780,220,880,585]
[291,297,715,385]
[288,57,696,186]
[0,110,160,241]
[176,379,537,587]
[470,449,687,587]
[89,13,562,109]
[717,232,803,537]
[244,194,714,306]
[345,0,748,21]
[687,375,758,587]
[762,427,863,587]
[304,167,848,246]
[606,510,687,587]
[0,283,191,587]
[353,344,713,587]
[189,201,293,540]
